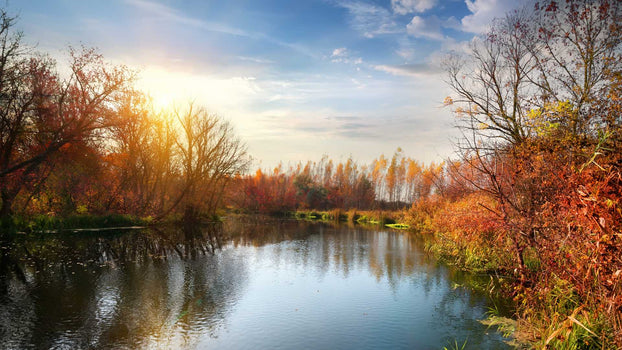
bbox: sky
[5,0,526,169]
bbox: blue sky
[6,0,526,168]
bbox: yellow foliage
[526,100,577,138]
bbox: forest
[1,0,621,348]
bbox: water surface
[0,219,512,349]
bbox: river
[0,218,512,349]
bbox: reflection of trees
[0,219,509,348]
[0,224,246,349]
[223,216,317,246]
[225,218,437,292]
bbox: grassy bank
[404,195,617,349]
[0,214,150,235]
[291,209,410,229]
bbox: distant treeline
[227,151,444,213]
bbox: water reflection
[0,224,237,349]
[0,218,511,349]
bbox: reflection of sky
[203,228,509,349]
[0,222,510,349]
[6,0,527,168]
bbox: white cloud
[336,1,401,38]
[375,65,417,77]
[406,15,444,40]
[267,94,301,103]
[443,16,462,30]
[396,47,416,60]
[330,47,363,65]
[394,36,418,60]
[439,36,475,54]
[236,56,275,64]
[332,47,348,57]
[461,0,525,33]
[391,0,438,14]
[374,63,442,77]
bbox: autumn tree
[351,172,375,209]
[105,92,179,215]
[442,2,622,343]
[0,10,133,218]
[404,159,422,202]
[528,0,622,139]
[444,0,622,260]
[173,104,249,220]
[370,155,387,202]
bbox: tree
[405,158,422,202]
[528,0,622,138]
[445,0,622,147]
[173,104,249,220]
[443,0,622,279]
[370,155,387,202]
[107,92,178,215]
[352,173,375,209]
[444,9,533,145]
[0,10,133,218]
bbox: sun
[149,90,176,111]
[135,67,186,110]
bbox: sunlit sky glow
[8,0,526,168]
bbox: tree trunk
[0,189,15,219]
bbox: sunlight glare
[135,66,261,113]
[136,67,190,110]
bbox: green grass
[291,209,411,230]
[523,247,541,272]
[481,305,516,338]
[443,339,468,350]
[525,277,612,349]
[385,223,410,229]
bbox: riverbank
[285,209,411,229]
[404,195,618,349]
[0,214,151,235]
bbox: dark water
[0,219,512,349]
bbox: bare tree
[444,9,536,145]
[173,103,249,220]
[445,0,622,147]
[527,0,622,137]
